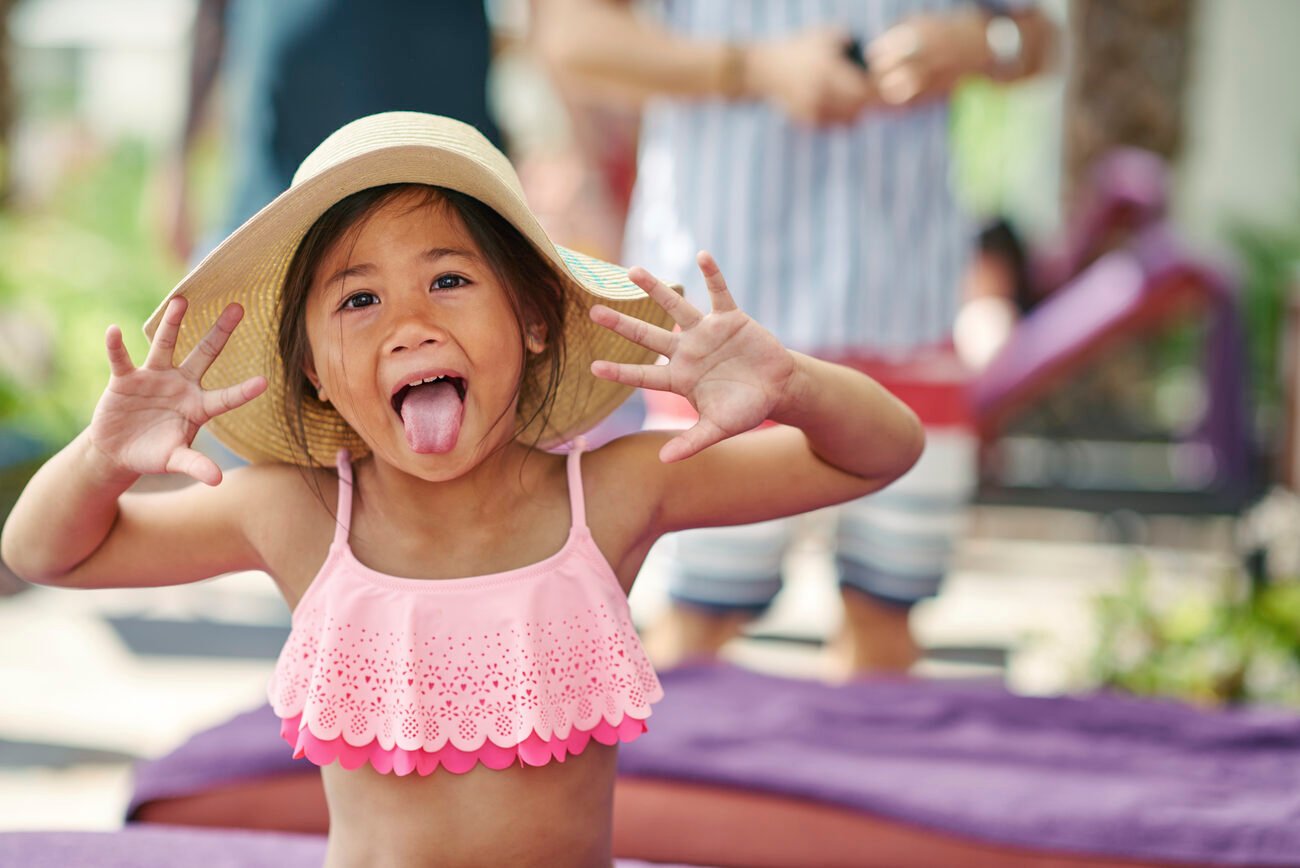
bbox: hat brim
[144,125,674,466]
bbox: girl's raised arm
[588,252,925,534]
[0,298,270,588]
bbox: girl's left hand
[589,251,796,463]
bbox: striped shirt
[623,0,1012,354]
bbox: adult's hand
[868,12,989,107]
[745,27,878,126]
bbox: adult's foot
[824,587,920,681]
[641,604,752,670]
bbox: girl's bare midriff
[319,743,617,868]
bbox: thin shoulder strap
[565,437,589,531]
[333,449,354,546]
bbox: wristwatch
[985,14,1024,76]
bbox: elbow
[0,522,27,584]
[533,18,586,78]
[1,539,44,588]
[532,11,648,111]
[852,407,926,496]
[904,412,926,476]
[1,555,58,589]
[1,522,70,588]
[882,408,926,488]
[883,410,926,488]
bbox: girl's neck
[355,440,546,535]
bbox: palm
[92,369,208,473]
[589,252,795,462]
[666,314,790,435]
[89,298,266,485]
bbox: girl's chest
[264,459,654,608]
[347,510,574,582]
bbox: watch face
[986,16,1024,67]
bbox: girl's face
[302,193,536,479]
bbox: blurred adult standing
[163,0,501,263]
[539,0,1053,675]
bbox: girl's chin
[374,449,469,483]
[405,439,458,456]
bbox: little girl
[1,113,923,867]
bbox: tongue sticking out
[399,381,464,453]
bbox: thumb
[659,419,728,463]
[166,446,223,487]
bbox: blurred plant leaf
[1091,554,1300,707]
[0,140,182,448]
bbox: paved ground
[0,503,1241,831]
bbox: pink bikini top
[266,441,664,776]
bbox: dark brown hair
[276,183,571,472]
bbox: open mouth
[391,375,467,417]
[391,374,468,454]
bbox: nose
[383,295,447,355]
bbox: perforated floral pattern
[268,589,663,759]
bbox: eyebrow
[324,247,482,291]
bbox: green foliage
[0,373,20,421]
[950,78,1017,216]
[0,140,182,447]
[1224,217,1300,424]
[1091,557,1300,707]
[949,76,1060,232]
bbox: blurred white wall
[7,0,195,203]
[1176,0,1300,241]
[11,0,194,142]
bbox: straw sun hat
[143,111,676,466]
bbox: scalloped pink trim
[278,711,648,776]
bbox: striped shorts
[648,351,977,611]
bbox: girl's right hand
[88,296,267,486]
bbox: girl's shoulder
[580,432,672,494]
[219,460,339,586]
[579,431,673,536]
[221,459,339,510]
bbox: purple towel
[0,828,699,868]
[619,665,1300,867]
[0,827,326,868]
[128,665,1300,866]
[127,704,301,817]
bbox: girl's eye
[432,274,469,291]
[341,292,379,310]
